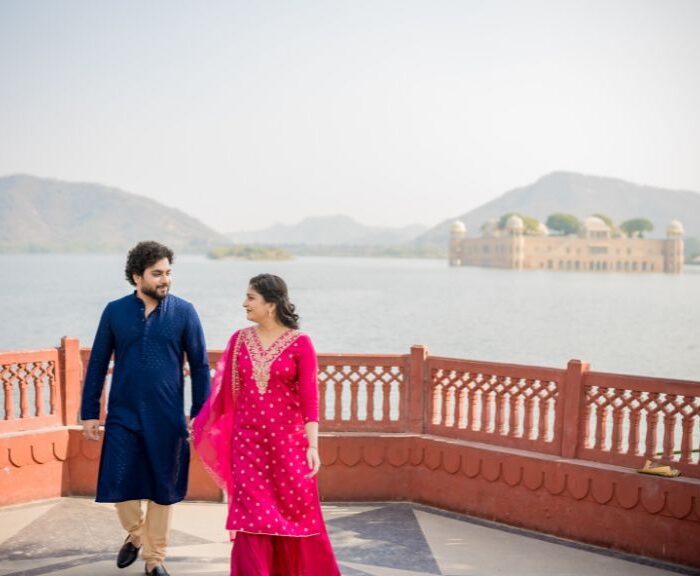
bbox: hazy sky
[1,0,699,233]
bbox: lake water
[0,254,698,381]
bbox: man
[81,241,211,576]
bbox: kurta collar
[131,290,170,313]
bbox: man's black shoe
[145,565,170,576]
[116,537,140,568]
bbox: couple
[81,241,341,576]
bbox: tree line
[491,212,655,238]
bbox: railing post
[407,345,428,434]
[59,336,81,426]
[561,359,589,458]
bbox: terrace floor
[0,498,695,576]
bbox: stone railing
[0,338,81,433]
[2,338,698,476]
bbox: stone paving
[0,498,696,576]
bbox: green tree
[546,213,580,236]
[620,218,654,238]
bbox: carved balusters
[457,387,468,429]
[629,391,642,456]
[3,379,13,420]
[611,399,624,454]
[382,377,392,422]
[34,372,45,417]
[644,398,660,459]
[442,384,453,427]
[19,374,29,418]
[366,378,375,422]
[536,383,548,441]
[506,387,517,437]
[349,375,359,423]
[594,399,607,451]
[333,375,343,421]
[524,389,536,440]
[662,399,676,460]
[496,377,508,436]
[319,375,328,421]
[679,410,694,464]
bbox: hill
[0,174,229,253]
[417,172,700,245]
[228,215,427,246]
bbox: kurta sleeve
[81,304,115,421]
[298,335,319,423]
[184,303,211,418]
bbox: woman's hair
[125,241,174,286]
[249,273,300,329]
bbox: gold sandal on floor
[637,459,681,478]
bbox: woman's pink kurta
[227,327,322,536]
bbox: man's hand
[82,419,101,441]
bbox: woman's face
[243,285,275,324]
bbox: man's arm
[184,303,211,420]
[81,305,115,439]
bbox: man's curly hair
[124,241,174,286]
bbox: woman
[193,274,342,576]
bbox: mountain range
[0,174,228,252]
[1,172,699,254]
[227,215,427,246]
[416,171,700,245]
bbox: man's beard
[142,285,168,301]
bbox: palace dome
[582,216,609,230]
[667,220,684,236]
[451,221,467,235]
[506,214,524,231]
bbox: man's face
[134,258,172,301]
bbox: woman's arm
[298,335,321,477]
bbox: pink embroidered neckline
[242,327,301,394]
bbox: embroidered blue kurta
[81,292,211,505]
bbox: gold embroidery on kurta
[242,327,300,394]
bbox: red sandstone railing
[577,371,700,477]
[2,338,699,477]
[426,356,566,455]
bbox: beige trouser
[115,500,172,565]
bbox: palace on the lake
[448,215,685,273]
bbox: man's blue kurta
[81,292,211,505]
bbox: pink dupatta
[192,330,241,533]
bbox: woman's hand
[305,446,320,478]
